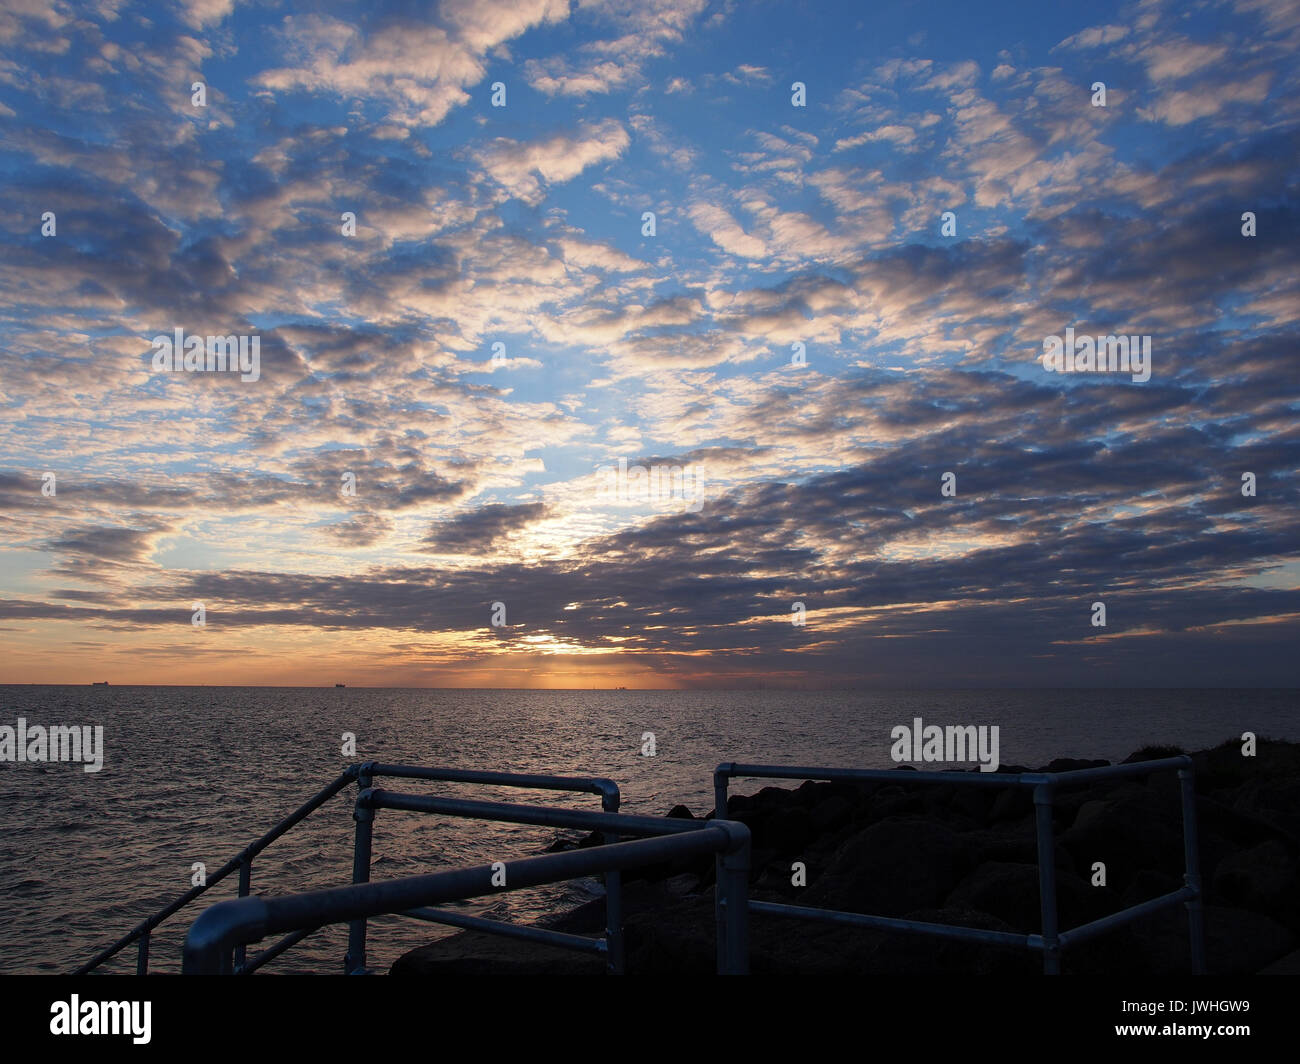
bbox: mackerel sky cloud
[1,0,1297,687]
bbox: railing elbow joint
[709,818,751,857]
[182,898,271,974]
[592,778,620,807]
[354,786,380,818]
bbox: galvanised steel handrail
[73,765,362,975]
[345,762,623,974]
[74,763,621,975]
[183,815,753,975]
[714,756,1206,975]
[346,787,735,973]
[349,789,737,975]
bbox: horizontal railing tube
[403,907,607,954]
[1056,888,1196,949]
[1038,756,1192,788]
[361,789,706,837]
[184,826,748,974]
[368,765,620,806]
[239,927,319,974]
[720,762,1033,790]
[749,900,1033,948]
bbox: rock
[1121,746,1185,764]
[867,906,1036,975]
[1121,869,1183,908]
[665,873,700,897]
[391,740,1300,975]
[808,794,855,833]
[1195,737,1300,795]
[766,806,816,855]
[803,817,977,917]
[963,825,1041,866]
[1059,789,1185,893]
[392,929,606,974]
[1070,799,1111,831]
[1130,904,1295,975]
[945,860,1109,933]
[1260,949,1300,974]
[1212,839,1300,928]
[1232,777,1300,841]
[753,787,795,811]
[989,787,1033,823]
[945,786,991,827]
[863,785,928,821]
[1047,758,1111,773]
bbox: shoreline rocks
[392,737,1300,975]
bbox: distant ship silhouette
[335,683,346,688]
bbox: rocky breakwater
[392,738,1300,975]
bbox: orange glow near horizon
[0,620,703,688]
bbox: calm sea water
[0,686,1294,975]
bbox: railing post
[713,766,730,822]
[1033,783,1061,975]
[713,767,733,973]
[136,927,149,976]
[716,825,750,975]
[601,790,625,975]
[1178,765,1206,975]
[233,856,252,972]
[346,765,376,974]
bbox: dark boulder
[1212,839,1300,930]
[803,817,977,917]
[945,860,1110,933]
[1059,790,1185,893]
[1130,903,1295,975]
[867,906,1036,975]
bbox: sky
[0,0,1297,688]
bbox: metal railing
[713,756,1206,975]
[74,763,622,975]
[73,765,362,975]
[343,762,623,974]
[184,810,753,974]
[80,755,1206,976]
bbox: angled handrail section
[73,766,361,975]
[713,756,1206,975]
[74,763,621,975]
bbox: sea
[1,686,1295,975]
